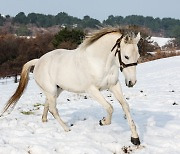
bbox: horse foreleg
[110,82,140,145]
[87,86,114,125]
[47,93,70,132]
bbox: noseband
[111,35,138,72]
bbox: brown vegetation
[0,33,54,77]
[139,49,180,63]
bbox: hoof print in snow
[39,93,43,97]
[121,145,144,154]
[172,102,178,105]
[84,96,87,99]
[122,146,133,154]
[170,90,175,92]
[70,124,74,127]
[123,114,127,119]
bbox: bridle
[111,35,138,72]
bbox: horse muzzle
[125,80,137,88]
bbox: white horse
[2,28,141,145]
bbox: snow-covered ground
[151,37,173,48]
[0,56,180,154]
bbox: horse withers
[1,28,141,145]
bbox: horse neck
[84,32,121,60]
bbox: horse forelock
[123,31,137,44]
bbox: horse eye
[125,56,129,60]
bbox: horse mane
[79,27,135,50]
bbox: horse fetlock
[99,117,111,126]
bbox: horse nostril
[125,80,135,87]
[128,81,134,87]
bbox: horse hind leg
[46,92,70,132]
[42,88,62,123]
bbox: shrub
[52,28,85,49]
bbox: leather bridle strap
[111,36,138,72]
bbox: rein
[111,35,138,72]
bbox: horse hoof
[99,117,106,126]
[42,119,48,122]
[131,137,141,145]
[65,128,71,132]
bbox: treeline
[1,12,180,38]
[103,15,180,38]
[0,12,101,29]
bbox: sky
[0,0,180,21]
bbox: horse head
[114,32,141,87]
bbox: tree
[55,12,69,25]
[52,28,85,49]
[103,15,124,26]
[27,13,37,24]
[55,12,82,27]
[0,14,5,26]
[13,12,28,24]
[82,15,101,28]
[5,15,10,19]
[124,15,145,26]
[171,25,180,48]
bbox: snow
[151,37,174,47]
[0,56,180,154]
[1,14,6,18]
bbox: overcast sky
[0,0,180,21]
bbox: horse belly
[51,54,89,93]
[56,70,87,93]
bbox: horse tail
[1,59,39,116]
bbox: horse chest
[99,65,119,90]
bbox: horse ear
[135,32,141,43]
